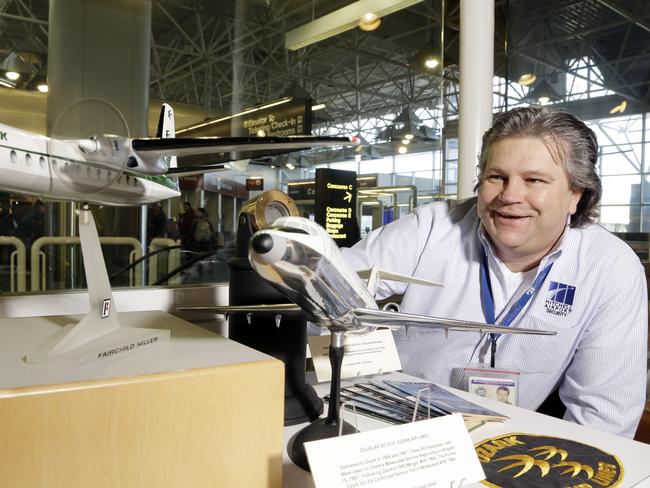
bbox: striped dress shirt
[342,198,648,438]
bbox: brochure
[382,380,508,421]
[325,379,507,430]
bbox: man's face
[496,388,509,402]
[477,136,583,271]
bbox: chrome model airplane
[188,215,554,337]
[181,215,555,470]
[0,103,351,206]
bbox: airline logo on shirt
[544,281,575,317]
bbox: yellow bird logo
[493,454,551,478]
[552,461,595,479]
[528,445,568,461]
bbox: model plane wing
[352,307,556,335]
[164,165,230,177]
[131,135,352,158]
[177,303,302,315]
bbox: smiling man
[343,107,647,438]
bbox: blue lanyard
[480,249,553,366]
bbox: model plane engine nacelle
[77,134,170,175]
[249,232,288,267]
[78,134,133,172]
[123,149,171,175]
[382,302,401,313]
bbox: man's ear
[569,188,583,215]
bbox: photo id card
[463,364,520,406]
[468,376,517,406]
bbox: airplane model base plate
[25,326,170,367]
[288,416,358,471]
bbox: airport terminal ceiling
[0,0,649,138]
[0,0,649,294]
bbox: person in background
[146,203,167,244]
[0,200,17,267]
[342,106,647,438]
[166,217,179,241]
[178,201,196,251]
[19,200,45,252]
[190,207,215,253]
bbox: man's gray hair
[475,106,601,228]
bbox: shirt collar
[477,223,567,275]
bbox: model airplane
[1,103,353,367]
[186,215,555,335]
[0,103,352,206]
[180,215,556,470]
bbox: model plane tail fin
[156,103,177,169]
[357,267,443,297]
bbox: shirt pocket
[507,315,582,374]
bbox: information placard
[308,329,402,382]
[305,413,485,488]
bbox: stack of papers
[328,379,508,432]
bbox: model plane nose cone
[252,234,273,254]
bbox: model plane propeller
[178,215,556,470]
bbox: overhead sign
[246,178,264,191]
[178,97,312,138]
[288,175,371,202]
[174,97,313,167]
[203,174,248,199]
[314,168,359,247]
[287,181,316,201]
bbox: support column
[46,1,151,282]
[457,0,494,199]
[47,0,151,137]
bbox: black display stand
[227,213,323,425]
[287,330,358,471]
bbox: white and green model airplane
[0,103,351,205]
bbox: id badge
[463,364,521,406]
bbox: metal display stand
[26,206,169,366]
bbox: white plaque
[308,329,402,382]
[305,413,485,488]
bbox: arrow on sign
[343,191,352,202]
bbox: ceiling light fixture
[37,83,48,93]
[518,73,537,86]
[0,51,42,78]
[397,146,407,154]
[526,78,562,106]
[424,57,439,69]
[609,100,627,115]
[285,0,424,50]
[312,103,326,111]
[286,163,295,170]
[358,12,381,31]
[408,41,441,73]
